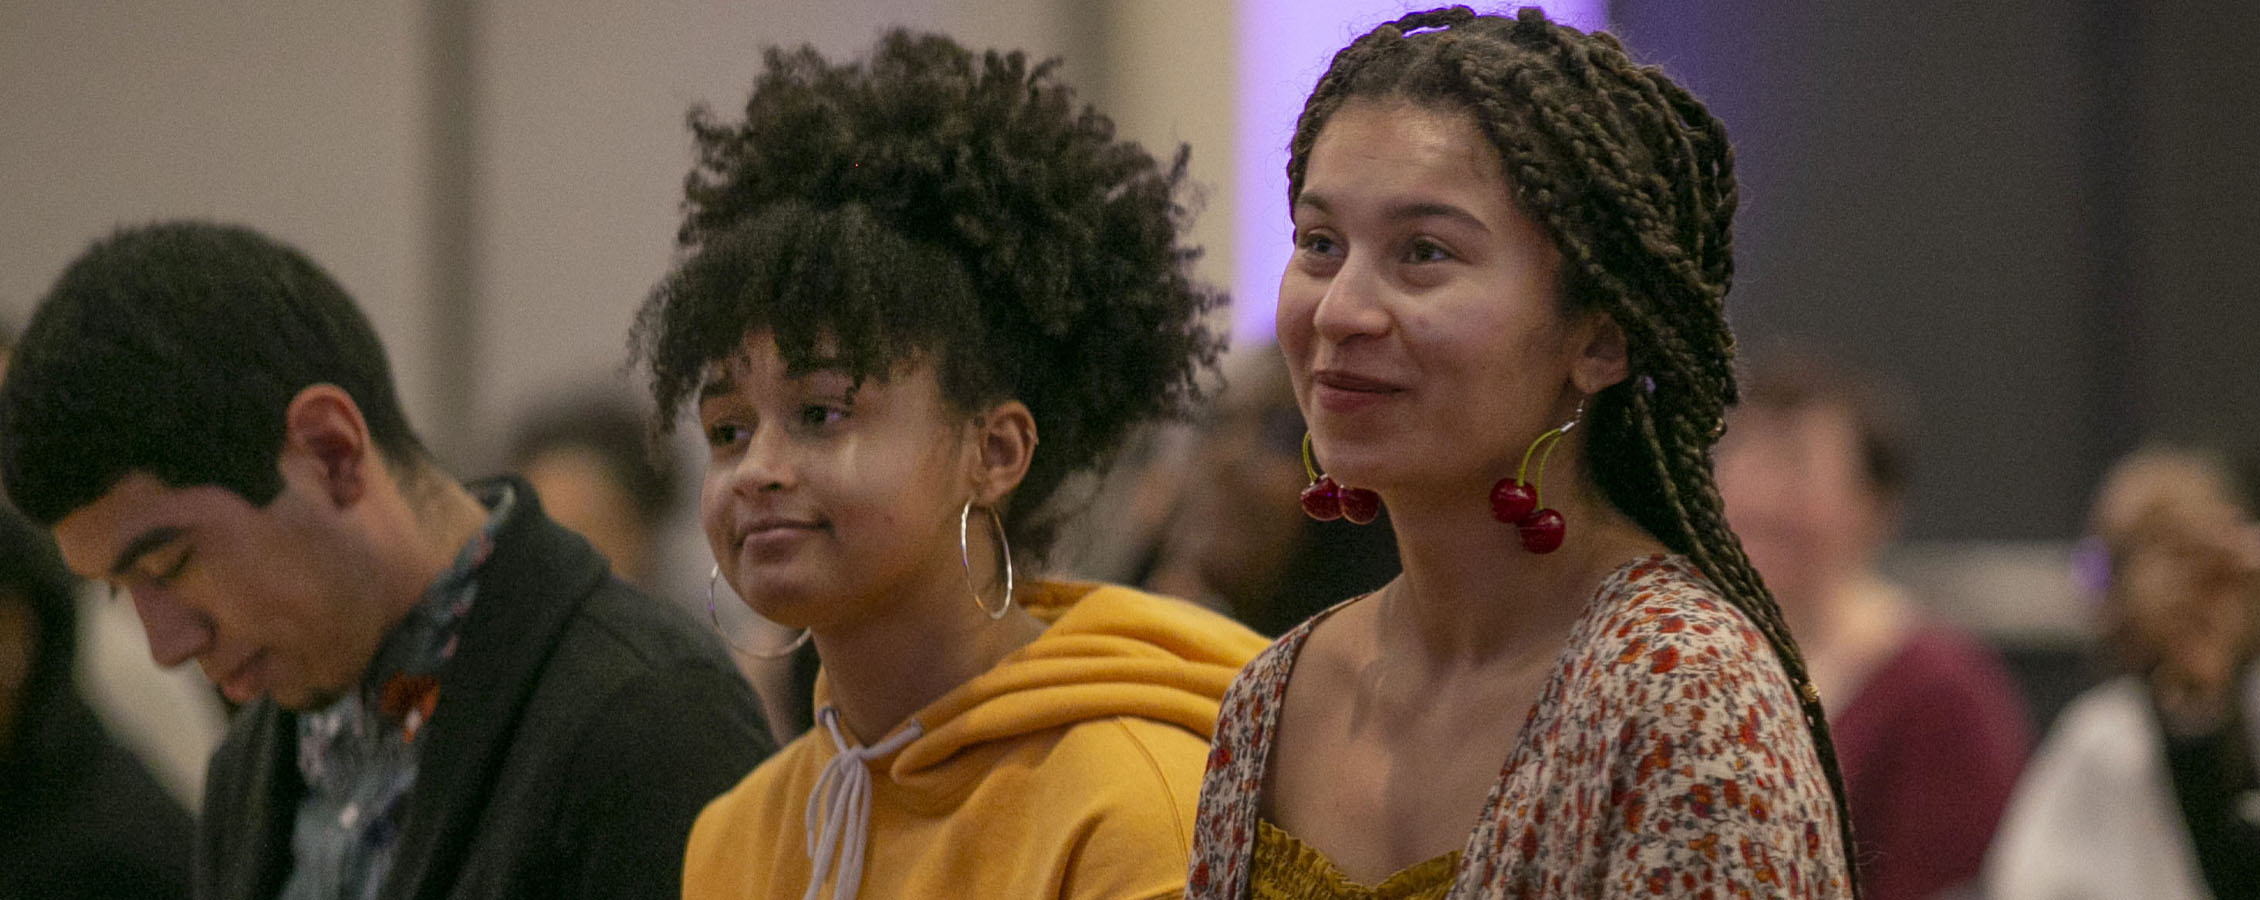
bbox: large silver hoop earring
[707,565,811,659]
[959,501,1014,620]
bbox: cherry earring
[1490,407,1581,553]
[1300,433,1380,525]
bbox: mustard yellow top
[681,582,1268,900]
[1249,820,1459,900]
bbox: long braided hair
[1287,6,1859,887]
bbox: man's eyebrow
[108,526,186,578]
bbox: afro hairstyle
[630,29,1226,561]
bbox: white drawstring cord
[802,706,923,900]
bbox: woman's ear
[968,401,1038,507]
[1569,312,1632,396]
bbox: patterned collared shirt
[280,484,514,900]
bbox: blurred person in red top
[1717,349,2031,900]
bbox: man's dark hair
[0,221,427,525]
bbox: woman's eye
[799,404,848,429]
[705,422,748,447]
[1406,238,1453,263]
[1295,230,1339,256]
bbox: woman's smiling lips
[1311,368,1405,413]
[736,515,826,558]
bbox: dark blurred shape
[1719,347,2030,900]
[1144,345,1398,636]
[507,394,679,589]
[0,505,192,900]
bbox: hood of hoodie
[813,580,1266,802]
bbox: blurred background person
[1142,343,1399,637]
[507,394,823,744]
[1716,350,2031,900]
[0,505,192,900]
[507,393,678,591]
[1987,445,2260,900]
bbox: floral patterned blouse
[1187,555,1853,899]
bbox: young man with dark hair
[0,221,772,900]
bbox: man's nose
[128,587,215,668]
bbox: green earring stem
[1490,414,1578,553]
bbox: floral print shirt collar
[1186,554,1854,899]
[281,483,514,900]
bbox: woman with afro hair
[633,29,1266,900]
[1185,7,1855,899]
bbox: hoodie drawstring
[802,706,923,900]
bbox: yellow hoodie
[682,581,1267,900]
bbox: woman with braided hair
[1186,7,1855,898]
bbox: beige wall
[0,0,430,422]
[474,0,1082,470]
[1083,0,1238,296]
[0,0,1095,471]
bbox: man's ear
[967,401,1038,508]
[279,385,376,509]
[1569,312,1632,396]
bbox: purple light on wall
[1231,1,1607,345]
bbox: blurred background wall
[1612,0,2260,544]
[7,0,2258,716]
[1602,0,2260,677]
[1,0,1089,472]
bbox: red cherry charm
[1518,508,1566,553]
[1300,477,1343,521]
[1339,487,1381,525]
[1490,479,1537,523]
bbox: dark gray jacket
[197,479,771,900]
